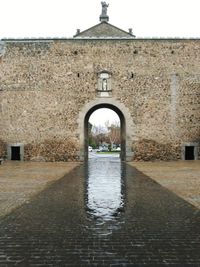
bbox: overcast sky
[0,0,200,39]
[89,108,120,126]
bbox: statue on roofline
[101,1,109,16]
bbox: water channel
[85,156,125,235]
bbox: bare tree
[105,120,120,150]
[91,124,107,147]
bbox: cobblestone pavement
[0,158,200,266]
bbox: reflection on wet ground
[86,158,124,219]
[0,158,200,266]
[86,158,125,236]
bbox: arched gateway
[78,98,135,161]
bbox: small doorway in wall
[11,146,21,160]
[185,146,194,160]
[7,143,24,161]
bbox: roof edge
[2,37,200,42]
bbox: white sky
[0,0,200,39]
[89,108,119,126]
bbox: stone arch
[77,98,135,161]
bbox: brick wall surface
[0,39,200,161]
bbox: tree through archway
[88,108,120,151]
[84,104,126,161]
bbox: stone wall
[0,139,6,159]
[24,138,79,162]
[0,39,200,161]
[133,139,181,161]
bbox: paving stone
[0,159,200,266]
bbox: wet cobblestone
[0,158,200,266]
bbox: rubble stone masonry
[0,39,200,161]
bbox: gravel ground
[130,160,200,209]
[0,161,80,218]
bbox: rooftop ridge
[1,37,200,42]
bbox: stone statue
[102,78,108,91]
[101,1,109,16]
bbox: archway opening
[84,104,126,161]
